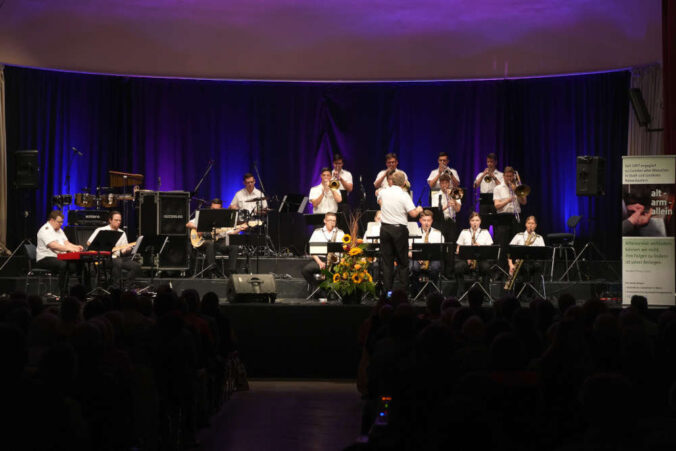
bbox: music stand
[365,222,381,241]
[411,242,447,301]
[192,209,238,278]
[229,233,267,273]
[136,235,169,294]
[306,242,344,301]
[86,230,124,295]
[279,194,308,213]
[507,245,551,299]
[457,245,501,303]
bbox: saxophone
[421,229,430,270]
[326,229,339,270]
[504,231,537,290]
[469,228,478,270]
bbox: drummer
[230,173,268,216]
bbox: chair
[24,244,56,296]
[546,215,582,281]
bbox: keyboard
[57,251,112,261]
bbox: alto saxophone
[504,231,537,290]
[469,228,478,270]
[326,229,339,270]
[421,229,430,270]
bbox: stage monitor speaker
[576,156,606,196]
[158,192,190,236]
[14,150,39,189]
[629,88,651,127]
[227,274,277,303]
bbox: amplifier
[227,274,277,303]
[139,191,189,236]
[67,210,108,226]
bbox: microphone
[72,147,83,156]
[157,176,161,188]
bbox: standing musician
[302,212,345,295]
[332,154,353,219]
[374,153,408,192]
[506,216,545,289]
[454,212,493,296]
[35,210,84,297]
[86,211,141,289]
[427,152,460,189]
[437,173,461,275]
[378,171,423,292]
[229,173,268,213]
[493,166,527,274]
[310,167,343,213]
[473,153,504,220]
[186,198,243,278]
[410,209,444,282]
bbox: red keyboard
[57,251,112,261]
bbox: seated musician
[186,198,243,278]
[301,212,345,296]
[35,210,83,297]
[410,209,444,282]
[507,215,545,287]
[86,210,141,289]
[454,211,493,296]
[309,167,342,213]
[229,172,268,213]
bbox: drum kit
[53,189,131,209]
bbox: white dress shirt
[87,225,128,258]
[230,187,268,212]
[510,231,545,247]
[413,227,444,243]
[334,169,353,191]
[493,184,521,214]
[36,222,69,261]
[374,169,408,190]
[309,226,345,244]
[427,168,460,189]
[309,184,341,213]
[456,228,493,246]
[378,186,416,226]
[474,169,504,194]
[431,190,462,220]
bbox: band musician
[454,211,493,296]
[374,153,408,193]
[186,198,243,278]
[302,212,345,296]
[378,171,423,292]
[506,215,545,289]
[35,210,84,296]
[493,166,526,273]
[410,209,444,283]
[473,153,504,221]
[436,173,461,273]
[86,210,141,289]
[229,172,268,213]
[310,167,342,214]
[427,152,460,189]
[332,153,353,218]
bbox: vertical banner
[622,155,676,305]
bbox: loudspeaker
[140,235,190,271]
[138,191,158,236]
[227,274,277,303]
[629,88,651,127]
[14,150,39,188]
[158,192,190,235]
[576,156,606,196]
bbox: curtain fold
[0,65,7,250]
[627,64,664,156]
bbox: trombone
[513,170,530,198]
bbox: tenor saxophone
[504,232,537,290]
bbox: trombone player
[493,166,528,274]
[437,173,461,275]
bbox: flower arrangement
[320,212,376,300]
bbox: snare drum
[75,193,96,208]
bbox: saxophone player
[454,212,493,296]
[409,209,444,283]
[506,216,545,288]
[302,212,345,297]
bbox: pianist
[35,210,84,297]
[87,210,141,289]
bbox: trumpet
[329,179,341,190]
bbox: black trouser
[35,257,80,296]
[202,240,239,275]
[410,260,441,280]
[510,260,543,294]
[442,217,456,277]
[111,257,142,288]
[380,223,409,292]
[478,195,496,227]
[494,215,520,273]
[454,259,491,297]
[301,260,324,288]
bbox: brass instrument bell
[450,187,464,200]
[329,179,341,190]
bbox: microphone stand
[64,147,81,218]
[191,160,215,198]
[251,161,276,266]
[358,175,367,211]
[416,184,429,206]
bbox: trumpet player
[473,153,503,219]
[427,152,460,189]
[302,212,345,297]
[493,166,526,273]
[331,154,353,193]
[454,212,493,296]
[310,167,342,213]
[374,153,408,191]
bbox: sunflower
[342,272,349,280]
[332,273,341,283]
[348,247,363,256]
[352,273,363,284]
[364,271,373,282]
[342,234,352,244]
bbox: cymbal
[244,196,268,202]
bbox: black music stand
[410,242,447,301]
[192,209,238,278]
[457,245,501,303]
[86,230,124,295]
[507,245,551,299]
[491,213,517,277]
[306,242,344,301]
[136,235,169,295]
[360,242,382,301]
[279,194,308,213]
[228,233,267,274]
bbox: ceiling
[0,0,662,80]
